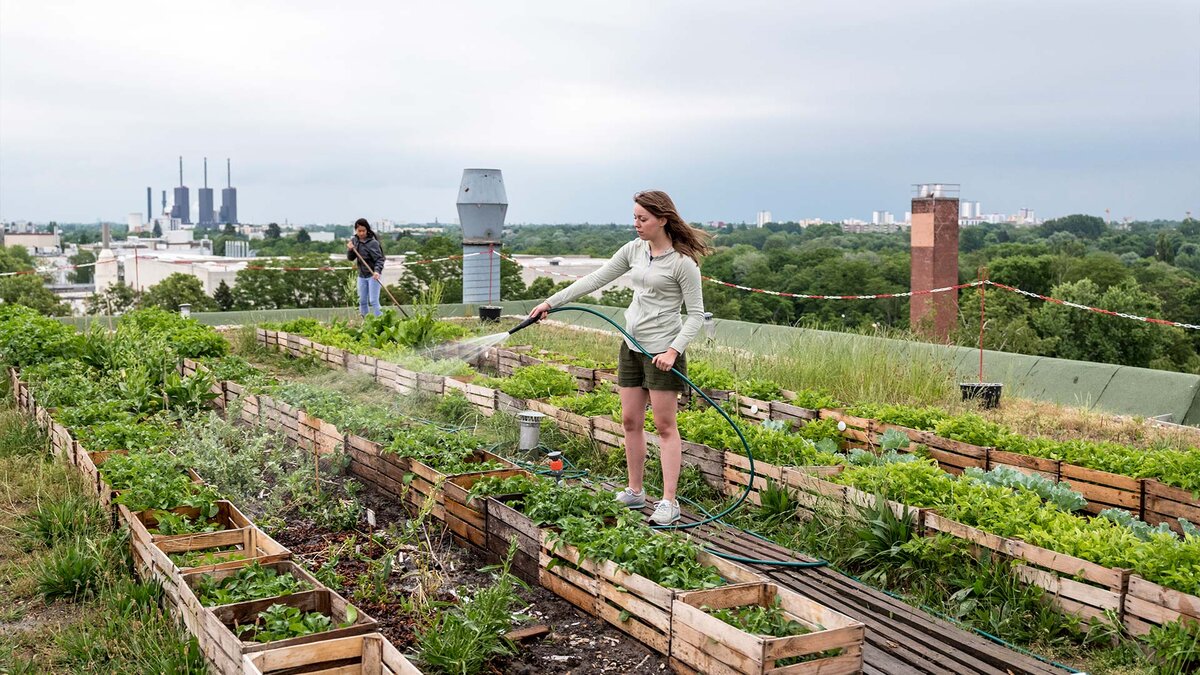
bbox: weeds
[416,540,529,675]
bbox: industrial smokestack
[102,222,111,249]
[147,187,152,222]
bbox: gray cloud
[1,0,1196,225]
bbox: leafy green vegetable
[478,364,577,400]
[236,604,343,643]
[194,563,309,607]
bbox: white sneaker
[650,499,681,525]
[614,487,646,509]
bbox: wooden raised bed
[735,394,773,422]
[176,559,322,650]
[1142,479,1200,536]
[444,376,496,415]
[672,581,865,675]
[123,503,290,593]
[444,468,532,550]
[403,450,514,521]
[483,494,542,585]
[1122,574,1200,637]
[241,633,421,675]
[197,586,376,675]
[1058,464,1142,516]
[541,538,762,655]
[923,511,1127,626]
[722,453,843,508]
[767,400,819,427]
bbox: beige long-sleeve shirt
[545,239,705,355]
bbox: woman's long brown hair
[634,190,713,264]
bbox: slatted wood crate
[722,453,843,507]
[495,391,527,414]
[402,450,515,522]
[1122,575,1200,636]
[524,398,560,418]
[175,559,323,647]
[298,409,345,457]
[444,469,532,550]
[768,400,820,427]
[1142,479,1200,536]
[193,586,377,675]
[681,439,725,491]
[540,537,763,656]
[1058,464,1142,516]
[734,394,772,422]
[242,633,422,675]
[345,434,410,498]
[671,581,865,675]
[348,353,380,379]
[591,415,625,451]
[987,450,1059,480]
[417,372,445,396]
[484,495,542,585]
[443,376,496,415]
[923,512,1127,626]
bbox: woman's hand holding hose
[529,301,552,322]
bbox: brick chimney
[910,184,960,340]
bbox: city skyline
[2,2,1196,225]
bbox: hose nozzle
[508,313,542,335]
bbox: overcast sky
[1,1,1197,226]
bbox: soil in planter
[276,485,668,674]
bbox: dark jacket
[348,237,385,278]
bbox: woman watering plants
[527,190,711,525]
[347,218,386,317]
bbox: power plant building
[198,157,215,225]
[219,158,238,224]
[171,157,191,224]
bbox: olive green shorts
[617,342,688,391]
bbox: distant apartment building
[755,211,773,228]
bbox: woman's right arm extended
[529,242,635,319]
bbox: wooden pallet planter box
[297,410,344,457]
[177,559,322,649]
[484,495,542,585]
[344,434,412,498]
[348,353,379,378]
[594,368,618,387]
[445,376,496,415]
[417,373,444,396]
[556,408,592,437]
[85,449,205,511]
[122,503,290,600]
[923,511,1126,625]
[591,415,625,450]
[255,328,268,347]
[49,420,73,463]
[322,345,347,368]
[393,365,419,395]
[542,538,764,656]
[444,469,532,550]
[681,439,725,490]
[987,450,1060,481]
[199,587,376,674]
[1122,575,1200,636]
[722,452,843,508]
[525,398,561,418]
[1058,464,1142,516]
[672,581,865,675]
[497,348,524,376]
[495,391,527,414]
[403,450,514,522]
[375,361,400,391]
[241,633,421,675]
[1142,479,1200,536]
[735,394,773,422]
